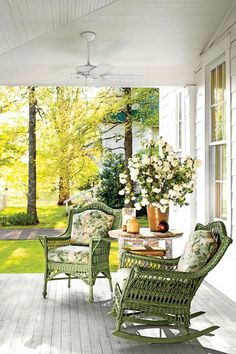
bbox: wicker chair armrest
[121,251,179,271]
[39,233,71,249]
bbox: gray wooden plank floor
[0,274,235,354]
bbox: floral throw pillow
[70,210,115,245]
[177,230,218,272]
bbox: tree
[96,152,125,208]
[94,87,159,207]
[27,86,39,223]
[38,87,101,205]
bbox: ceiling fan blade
[102,74,143,82]
[89,63,113,77]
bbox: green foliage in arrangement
[96,153,125,209]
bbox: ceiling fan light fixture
[80,31,96,42]
[75,64,96,75]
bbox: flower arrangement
[119,139,201,212]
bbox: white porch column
[184,85,197,232]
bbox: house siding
[160,14,236,300]
[193,26,236,301]
[159,87,195,256]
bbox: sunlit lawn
[0,205,68,229]
[0,240,119,273]
[0,200,147,273]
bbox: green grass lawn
[0,240,119,273]
[0,204,147,273]
[0,205,68,229]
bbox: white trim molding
[201,34,232,233]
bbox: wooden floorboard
[0,274,235,354]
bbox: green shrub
[8,212,37,226]
[0,215,8,226]
[96,152,125,209]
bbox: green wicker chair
[39,201,121,302]
[110,221,232,343]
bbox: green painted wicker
[111,221,232,343]
[39,201,121,302]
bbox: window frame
[205,46,231,231]
[175,91,184,154]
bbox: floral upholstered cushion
[177,230,218,272]
[48,245,89,264]
[70,210,115,245]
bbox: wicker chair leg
[68,274,71,288]
[108,276,113,293]
[89,284,94,302]
[43,275,48,298]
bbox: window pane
[178,120,182,150]
[222,144,227,180]
[222,182,227,220]
[211,67,217,105]
[214,182,221,218]
[215,145,221,180]
[210,62,226,142]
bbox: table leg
[165,239,173,258]
[118,238,125,266]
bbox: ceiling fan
[73,31,142,83]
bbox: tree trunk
[123,87,133,168]
[57,176,70,205]
[27,86,39,223]
[123,87,134,207]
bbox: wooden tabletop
[108,227,183,240]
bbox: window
[209,61,227,220]
[176,92,183,152]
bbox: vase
[147,205,169,232]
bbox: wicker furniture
[108,228,183,262]
[39,202,121,302]
[110,221,232,343]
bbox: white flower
[160,205,168,213]
[159,139,165,147]
[142,154,150,164]
[118,189,125,195]
[153,187,160,193]
[134,202,142,210]
[147,177,153,183]
[160,198,169,205]
[141,198,149,206]
[171,159,178,167]
[141,188,147,194]
[186,158,193,168]
[165,144,172,152]
[194,159,202,168]
[119,173,126,179]
[168,190,177,198]
[132,156,139,163]
[120,178,126,184]
[162,161,170,172]
[173,185,181,192]
[124,198,130,205]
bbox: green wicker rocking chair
[110,221,232,343]
[39,201,121,302]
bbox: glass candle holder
[122,208,136,231]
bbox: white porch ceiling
[0,0,234,87]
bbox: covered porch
[0,274,235,354]
[0,0,236,353]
